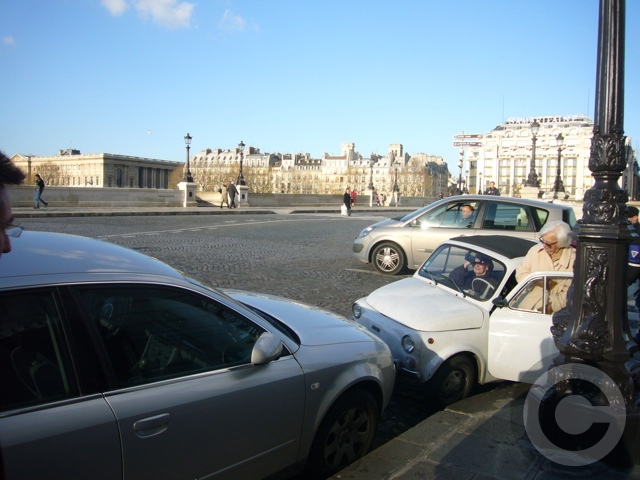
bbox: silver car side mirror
[251,332,284,365]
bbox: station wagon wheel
[429,355,476,408]
[306,389,379,477]
[372,242,405,275]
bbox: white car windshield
[418,245,507,301]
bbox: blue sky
[1,0,638,171]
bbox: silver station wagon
[352,195,576,275]
[0,231,395,480]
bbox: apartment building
[463,115,595,198]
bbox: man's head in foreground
[0,151,26,256]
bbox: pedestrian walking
[219,184,229,208]
[342,187,352,216]
[227,181,238,208]
[34,173,48,209]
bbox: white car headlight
[352,303,362,319]
[402,335,415,353]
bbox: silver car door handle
[134,413,171,438]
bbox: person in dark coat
[449,254,498,299]
[34,173,48,209]
[485,181,500,196]
[342,188,352,216]
[227,181,238,208]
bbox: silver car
[0,231,395,480]
[352,195,577,275]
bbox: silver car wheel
[307,389,379,476]
[372,242,405,275]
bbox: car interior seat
[11,343,64,400]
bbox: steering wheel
[98,297,130,339]
[471,277,495,300]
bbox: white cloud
[218,9,246,32]
[3,36,15,46]
[134,0,194,29]
[101,0,130,16]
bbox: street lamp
[525,120,540,187]
[368,159,375,190]
[237,140,246,185]
[183,133,193,182]
[457,149,463,194]
[423,162,428,196]
[553,133,565,199]
[478,172,483,195]
[393,165,399,193]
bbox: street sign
[454,134,482,139]
[453,141,482,147]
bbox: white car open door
[487,272,572,384]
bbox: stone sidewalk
[332,382,640,480]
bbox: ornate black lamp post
[183,133,193,182]
[237,140,246,185]
[368,160,375,190]
[535,0,635,456]
[393,165,399,193]
[525,120,540,187]
[457,150,463,194]
[423,163,428,196]
[552,133,565,199]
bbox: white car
[352,235,573,407]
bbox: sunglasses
[539,237,558,247]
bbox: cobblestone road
[21,211,442,449]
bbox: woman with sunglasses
[515,220,575,313]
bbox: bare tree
[33,162,61,186]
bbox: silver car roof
[0,231,182,281]
[430,195,572,209]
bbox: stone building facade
[463,115,596,198]
[11,143,448,197]
[11,150,182,189]
[189,142,447,196]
